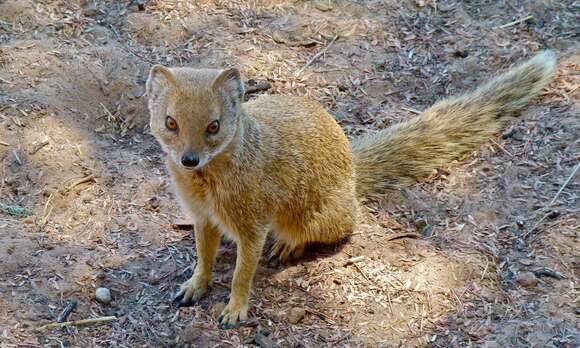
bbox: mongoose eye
[165,116,178,131]
[206,120,220,135]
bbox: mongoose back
[146,50,556,328]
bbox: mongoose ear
[212,68,245,102]
[146,65,175,98]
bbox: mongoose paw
[218,300,248,329]
[172,274,209,307]
[268,240,305,265]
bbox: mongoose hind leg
[267,239,306,265]
[270,196,358,265]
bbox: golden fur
[146,51,556,328]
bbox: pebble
[210,302,226,319]
[516,272,538,287]
[95,287,112,304]
[533,268,565,280]
[421,224,434,237]
[438,2,456,12]
[511,130,525,141]
[502,127,516,139]
[288,307,306,324]
[313,0,334,11]
[82,7,99,17]
[547,209,561,219]
[148,274,160,285]
[181,325,203,344]
[26,305,51,321]
[254,331,276,348]
[136,0,146,11]
[479,287,497,302]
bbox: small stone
[421,224,434,237]
[80,191,92,203]
[148,273,160,285]
[533,268,565,280]
[454,49,469,58]
[501,127,515,139]
[210,302,226,318]
[96,271,107,280]
[547,209,560,219]
[181,325,203,344]
[479,287,497,302]
[26,305,49,321]
[82,7,99,17]
[491,304,507,320]
[333,112,348,122]
[288,307,306,324]
[95,287,111,304]
[136,0,146,11]
[269,311,282,323]
[254,331,276,348]
[313,0,334,11]
[511,130,525,141]
[516,272,538,287]
[414,218,428,231]
[438,3,455,12]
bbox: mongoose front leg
[174,220,220,307]
[218,231,267,329]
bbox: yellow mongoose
[146,51,556,328]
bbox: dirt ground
[0,0,578,347]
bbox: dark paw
[172,292,184,304]
[218,315,236,329]
[266,254,283,268]
[172,293,196,308]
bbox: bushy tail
[353,50,557,197]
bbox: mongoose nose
[181,151,200,168]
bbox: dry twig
[386,232,421,241]
[296,35,339,76]
[490,138,514,157]
[29,140,49,155]
[12,150,21,165]
[495,15,534,29]
[524,162,580,237]
[550,162,579,206]
[57,300,78,323]
[343,256,365,266]
[245,82,272,94]
[35,316,117,332]
[401,106,422,114]
[66,175,95,192]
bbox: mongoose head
[146,65,244,171]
